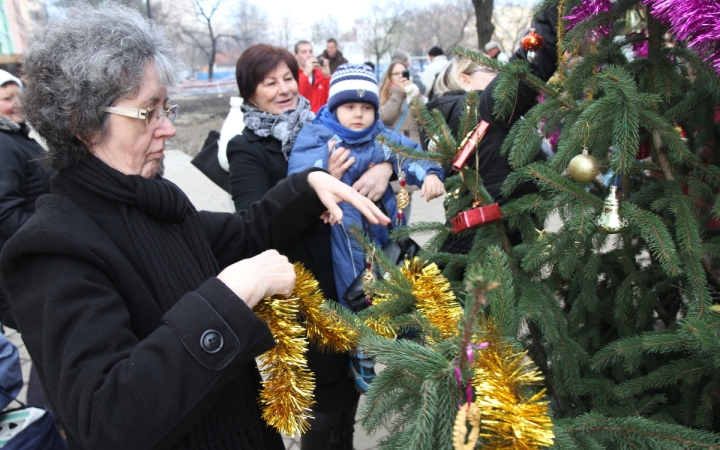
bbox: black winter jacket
[0,117,51,329]
[0,168,325,449]
[227,129,353,412]
[427,5,559,254]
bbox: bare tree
[276,12,298,50]
[472,0,494,49]
[491,4,533,53]
[51,0,146,15]
[232,0,271,50]
[179,0,233,80]
[399,0,475,56]
[311,16,340,44]
[357,0,409,68]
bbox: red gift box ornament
[451,202,503,233]
[453,120,490,171]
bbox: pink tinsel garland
[643,0,720,74]
[563,0,614,41]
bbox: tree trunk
[208,23,216,81]
[208,41,216,80]
[472,0,495,49]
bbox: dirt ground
[170,90,236,156]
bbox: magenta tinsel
[548,128,560,151]
[633,40,649,58]
[643,0,720,74]
[564,0,614,40]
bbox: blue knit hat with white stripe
[327,63,379,113]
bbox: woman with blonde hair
[379,61,424,144]
[420,56,498,155]
[431,56,497,98]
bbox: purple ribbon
[455,342,489,407]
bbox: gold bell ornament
[568,147,599,183]
[595,185,628,233]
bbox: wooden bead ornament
[453,402,481,450]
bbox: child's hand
[420,174,445,202]
[328,139,355,179]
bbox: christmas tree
[346,0,720,448]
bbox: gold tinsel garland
[254,263,359,436]
[470,343,555,449]
[264,256,554,446]
[374,259,553,449]
[405,259,463,340]
[367,258,463,340]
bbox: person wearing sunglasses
[0,4,389,450]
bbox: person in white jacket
[419,46,449,98]
[485,41,510,63]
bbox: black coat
[0,118,51,329]
[425,5,558,254]
[227,129,354,412]
[0,168,326,449]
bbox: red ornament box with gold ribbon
[450,120,503,233]
[451,202,503,233]
[453,120,490,171]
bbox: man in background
[420,46,449,100]
[485,41,510,63]
[294,40,331,112]
[320,38,348,74]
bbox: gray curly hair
[22,3,182,171]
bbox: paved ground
[5,149,447,450]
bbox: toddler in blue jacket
[288,64,444,392]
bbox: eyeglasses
[103,105,179,125]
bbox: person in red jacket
[294,40,331,113]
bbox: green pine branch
[556,413,720,448]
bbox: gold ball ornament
[453,402,481,450]
[568,148,599,183]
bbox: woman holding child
[289,63,445,302]
[0,8,389,450]
[227,45,395,450]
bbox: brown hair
[379,62,404,106]
[236,44,299,103]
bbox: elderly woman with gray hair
[0,4,388,450]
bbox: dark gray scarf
[241,95,314,160]
[64,154,219,311]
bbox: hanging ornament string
[455,342,489,406]
[556,0,568,83]
[395,155,410,227]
